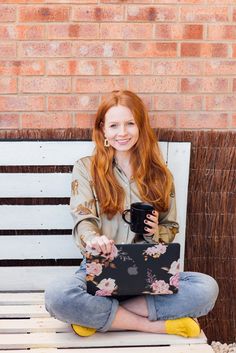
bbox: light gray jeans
[45,258,219,332]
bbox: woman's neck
[115,152,133,180]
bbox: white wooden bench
[0,140,213,352]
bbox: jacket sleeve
[143,182,179,244]
[70,158,101,253]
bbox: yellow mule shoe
[71,323,96,337]
[165,317,201,338]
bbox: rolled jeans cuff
[99,298,120,332]
[146,295,157,321]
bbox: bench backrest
[0,141,190,290]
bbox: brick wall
[0,0,235,130]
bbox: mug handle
[122,209,131,225]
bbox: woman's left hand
[144,210,159,236]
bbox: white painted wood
[0,141,95,166]
[0,344,214,353]
[167,143,191,271]
[0,141,190,290]
[0,345,215,353]
[0,331,207,349]
[0,141,167,166]
[0,173,71,198]
[0,318,70,333]
[0,266,77,291]
[0,142,167,198]
[0,235,81,259]
[0,205,72,230]
[0,304,49,318]
[0,292,44,304]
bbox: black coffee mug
[122,202,154,234]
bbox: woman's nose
[118,125,126,135]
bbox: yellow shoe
[71,323,96,337]
[165,317,201,338]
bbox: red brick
[153,60,204,75]
[73,77,126,93]
[0,60,45,75]
[48,24,99,40]
[72,5,123,21]
[19,6,70,22]
[19,42,71,57]
[101,0,147,3]
[0,43,16,58]
[208,25,236,40]
[128,77,178,93]
[0,96,44,112]
[181,43,228,57]
[128,42,177,57]
[153,0,205,3]
[73,42,125,58]
[233,79,236,91]
[154,95,202,111]
[178,113,228,129]
[181,78,228,93]
[149,113,177,128]
[20,77,71,93]
[205,60,236,75]
[206,95,236,110]
[100,23,153,40]
[180,6,228,22]
[233,8,236,21]
[127,6,176,21]
[74,113,96,129]
[16,25,46,40]
[101,59,152,75]
[155,24,203,40]
[47,60,99,75]
[0,114,19,129]
[232,45,236,57]
[48,95,99,111]
[22,113,73,129]
[0,6,16,22]
[0,77,17,94]
[0,25,16,40]
[232,115,236,128]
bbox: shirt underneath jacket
[70,156,180,254]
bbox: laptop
[85,243,180,297]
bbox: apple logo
[128,265,138,275]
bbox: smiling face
[103,105,139,156]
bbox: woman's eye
[110,124,117,128]
[128,122,135,125]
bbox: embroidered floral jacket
[70,156,179,253]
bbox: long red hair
[91,90,173,219]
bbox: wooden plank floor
[0,292,214,352]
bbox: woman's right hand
[86,235,114,255]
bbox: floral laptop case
[85,243,180,297]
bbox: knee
[198,273,219,304]
[44,280,65,318]
[44,279,84,322]
[191,273,219,312]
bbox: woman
[45,90,218,338]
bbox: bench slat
[0,304,49,318]
[0,205,71,229]
[0,173,71,198]
[0,318,70,333]
[0,331,207,349]
[0,266,77,291]
[0,346,215,353]
[0,235,81,259]
[0,292,44,304]
[0,141,95,166]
